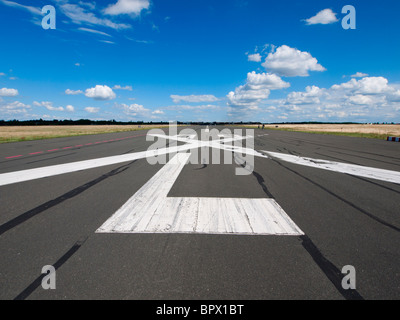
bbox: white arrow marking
[97,153,304,235]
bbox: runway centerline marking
[96,153,304,236]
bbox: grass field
[1,124,400,144]
[0,125,172,144]
[241,124,400,140]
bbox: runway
[0,126,399,299]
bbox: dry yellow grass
[239,124,400,139]
[264,124,400,135]
[0,125,172,143]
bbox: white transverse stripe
[263,151,400,185]
[0,144,198,187]
[0,135,267,187]
[97,153,303,236]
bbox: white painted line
[98,153,191,233]
[213,142,269,159]
[263,151,400,185]
[3,127,397,188]
[97,153,303,236]
[0,134,267,186]
[150,133,269,159]
[0,144,197,187]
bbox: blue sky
[1,0,400,122]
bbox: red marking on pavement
[4,133,147,160]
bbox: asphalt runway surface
[0,126,399,300]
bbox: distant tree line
[0,119,169,126]
[0,119,397,126]
[0,120,262,126]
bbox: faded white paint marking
[263,151,400,185]
[0,144,199,187]
[0,133,267,187]
[97,153,303,235]
[149,133,269,159]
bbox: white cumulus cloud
[85,107,100,113]
[0,88,18,97]
[0,100,31,117]
[113,85,133,91]
[357,77,390,95]
[66,105,75,112]
[85,85,116,100]
[34,101,64,111]
[286,86,324,105]
[65,89,83,95]
[247,53,262,62]
[118,103,151,118]
[171,94,219,103]
[351,72,369,78]
[304,9,338,25]
[104,0,150,16]
[227,72,290,110]
[246,71,290,90]
[332,77,391,95]
[262,45,326,77]
[152,109,164,115]
[266,76,400,122]
[348,95,373,105]
[124,103,148,113]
